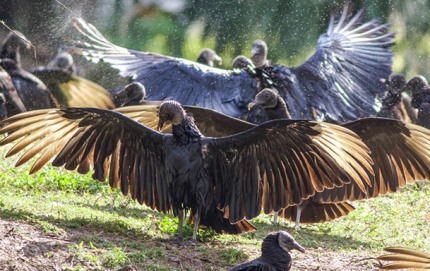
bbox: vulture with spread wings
[67,3,393,122]
[0,102,373,243]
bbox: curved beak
[214,54,222,65]
[157,118,165,131]
[247,101,257,111]
[251,46,258,56]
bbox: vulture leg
[295,201,309,230]
[273,211,279,224]
[177,209,184,241]
[191,210,200,243]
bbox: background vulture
[229,231,305,271]
[67,2,393,122]
[0,102,374,243]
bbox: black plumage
[377,247,430,270]
[232,55,254,70]
[0,66,26,119]
[244,88,430,228]
[0,101,374,243]
[67,2,393,122]
[196,48,222,67]
[29,52,114,109]
[229,231,305,271]
[407,75,430,129]
[0,32,58,110]
[377,74,407,120]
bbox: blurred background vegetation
[1,0,429,81]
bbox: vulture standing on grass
[0,101,375,243]
[229,231,305,271]
[0,31,59,110]
[377,247,430,270]
[248,88,430,228]
[67,2,393,122]
[29,52,114,109]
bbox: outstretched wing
[67,18,258,118]
[0,108,171,213]
[271,4,394,122]
[378,247,430,270]
[318,118,430,203]
[30,66,114,109]
[115,104,255,137]
[203,120,374,223]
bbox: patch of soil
[0,219,385,270]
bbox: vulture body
[407,76,430,129]
[229,231,305,271]
[0,66,26,119]
[378,247,430,270]
[0,101,374,242]
[67,3,393,122]
[377,74,407,121]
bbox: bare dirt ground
[0,218,384,271]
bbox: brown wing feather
[0,107,171,213]
[378,247,430,270]
[319,118,430,203]
[205,119,374,223]
[279,201,355,223]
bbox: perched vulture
[0,32,59,110]
[232,55,254,70]
[67,2,393,122]
[0,66,26,119]
[377,247,430,270]
[407,76,430,129]
[248,88,430,228]
[0,101,374,242]
[29,52,114,109]
[229,231,305,271]
[251,39,271,68]
[196,48,222,67]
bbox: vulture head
[278,231,305,253]
[0,31,31,61]
[232,55,254,70]
[196,48,222,67]
[388,74,407,95]
[48,52,76,72]
[248,88,278,110]
[157,101,186,131]
[406,76,430,108]
[251,39,268,68]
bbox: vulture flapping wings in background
[66,2,393,122]
[0,102,374,242]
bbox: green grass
[0,147,430,270]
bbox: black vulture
[377,74,407,120]
[0,101,375,243]
[229,231,305,271]
[0,66,26,119]
[246,88,430,228]
[0,32,59,110]
[67,2,393,123]
[0,58,58,110]
[0,31,30,64]
[29,52,114,109]
[251,39,271,68]
[196,48,222,67]
[232,55,254,70]
[406,75,430,129]
[377,247,430,270]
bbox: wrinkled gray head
[48,52,75,70]
[406,75,428,93]
[157,100,186,130]
[388,74,406,95]
[248,88,279,110]
[196,48,222,67]
[278,231,305,253]
[251,39,268,67]
[232,55,254,69]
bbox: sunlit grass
[0,146,430,270]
